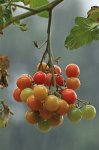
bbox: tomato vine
[0,0,98,130]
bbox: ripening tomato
[26,95,42,111]
[25,111,39,124]
[44,73,54,86]
[48,113,63,127]
[66,77,81,90]
[13,88,22,102]
[39,109,52,120]
[20,74,32,79]
[44,73,64,87]
[65,64,80,77]
[20,88,34,102]
[55,74,64,86]
[33,85,48,101]
[67,106,82,123]
[48,65,62,74]
[33,71,46,84]
[54,65,62,74]
[57,99,69,115]
[44,95,59,112]
[16,74,32,89]
[37,119,51,132]
[61,88,77,104]
[37,62,49,71]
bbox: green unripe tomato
[81,105,96,120]
[20,88,34,102]
[67,106,82,123]
[37,120,51,132]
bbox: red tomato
[61,88,77,104]
[33,71,46,84]
[65,64,80,77]
[47,65,62,74]
[16,74,32,89]
[54,65,62,74]
[44,73,54,86]
[55,74,64,86]
[13,88,22,102]
[45,73,64,87]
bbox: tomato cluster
[13,63,96,132]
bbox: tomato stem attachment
[77,98,90,105]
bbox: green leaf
[0,0,6,4]
[65,14,99,50]
[0,4,12,33]
[30,0,49,18]
[3,8,12,22]
[92,28,99,40]
[0,5,3,32]
[11,0,20,1]
[65,7,99,50]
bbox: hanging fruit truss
[0,0,98,132]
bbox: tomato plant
[0,0,98,132]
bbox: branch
[11,0,64,12]
[46,10,56,90]
[3,0,64,30]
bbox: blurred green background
[0,0,99,150]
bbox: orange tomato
[49,113,63,127]
[27,95,42,111]
[25,111,39,124]
[44,95,59,112]
[33,85,48,101]
[57,100,69,115]
[66,77,81,90]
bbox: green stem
[77,98,90,105]
[11,3,37,12]
[3,0,64,30]
[38,48,48,71]
[47,10,56,90]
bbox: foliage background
[0,0,99,150]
